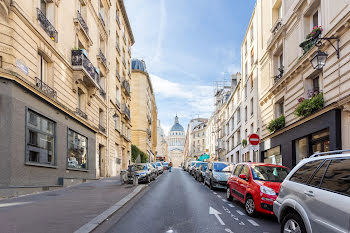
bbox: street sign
[248,134,260,146]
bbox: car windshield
[134,165,147,171]
[221,165,233,173]
[214,163,228,172]
[196,162,206,168]
[156,162,162,166]
[251,165,289,182]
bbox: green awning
[198,154,210,161]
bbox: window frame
[67,128,89,171]
[25,108,57,168]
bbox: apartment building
[190,120,208,158]
[0,0,134,196]
[130,59,157,162]
[184,118,208,159]
[156,120,168,162]
[258,0,350,168]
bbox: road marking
[217,195,222,198]
[228,204,235,208]
[225,229,234,233]
[248,219,259,226]
[0,202,33,208]
[239,221,245,225]
[236,210,245,216]
[230,214,239,221]
[213,192,217,194]
[222,199,228,202]
[209,206,225,225]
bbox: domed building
[166,116,185,167]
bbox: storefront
[260,109,341,169]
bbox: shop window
[67,129,88,169]
[295,137,308,164]
[263,146,282,165]
[26,110,55,166]
[311,129,330,154]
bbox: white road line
[217,195,222,198]
[228,204,235,208]
[213,192,217,194]
[248,219,259,226]
[225,229,234,233]
[222,199,228,202]
[209,206,225,226]
[0,202,33,208]
[236,210,245,216]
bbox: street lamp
[311,50,328,70]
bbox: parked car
[195,163,208,182]
[134,163,156,183]
[188,161,197,174]
[155,162,163,174]
[274,151,350,233]
[163,162,169,170]
[193,162,207,178]
[204,162,231,190]
[151,163,159,176]
[227,162,289,217]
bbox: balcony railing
[122,104,131,120]
[75,108,88,120]
[99,12,105,27]
[122,56,126,67]
[116,42,120,54]
[116,13,121,26]
[147,114,152,124]
[116,70,121,81]
[115,98,121,108]
[71,49,99,87]
[35,77,57,99]
[122,79,131,96]
[98,49,107,66]
[147,128,152,137]
[99,88,106,98]
[37,8,58,42]
[274,67,284,84]
[77,11,89,34]
[99,124,106,134]
[271,19,282,35]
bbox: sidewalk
[0,177,143,233]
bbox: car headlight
[213,174,220,180]
[260,186,276,195]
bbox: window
[278,4,282,19]
[311,129,330,154]
[245,106,247,122]
[99,109,104,126]
[263,146,282,165]
[245,62,248,79]
[279,53,283,69]
[250,123,254,134]
[250,75,253,90]
[250,98,254,116]
[240,165,250,179]
[290,160,324,184]
[237,130,241,142]
[99,73,105,90]
[38,53,48,83]
[99,0,105,21]
[244,85,247,98]
[275,98,284,117]
[320,159,350,196]
[308,160,330,187]
[114,114,119,130]
[245,129,247,139]
[250,48,254,67]
[26,110,55,166]
[244,41,247,55]
[67,129,88,169]
[312,10,319,28]
[237,107,241,123]
[250,24,254,42]
[313,76,320,92]
[116,86,120,104]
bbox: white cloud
[152,0,167,63]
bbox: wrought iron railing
[99,124,106,134]
[77,11,89,34]
[147,114,152,124]
[147,129,152,137]
[99,12,105,26]
[122,80,131,96]
[99,49,107,66]
[122,56,126,67]
[99,88,106,98]
[122,104,131,120]
[37,8,58,42]
[116,42,121,54]
[116,70,121,81]
[71,49,99,84]
[116,13,121,26]
[35,77,57,99]
[274,67,284,84]
[75,108,88,120]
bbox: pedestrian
[169,162,173,172]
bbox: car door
[236,165,250,201]
[230,165,243,199]
[307,158,350,233]
[205,163,212,184]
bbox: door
[236,165,250,201]
[308,159,350,233]
[230,165,243,200]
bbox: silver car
[274,150,350,233]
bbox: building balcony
[37,8,58,42]
[71,49,100,89]
[116,14,121,27]
[99,124,106,134]
[73,11,92,45]
[115,98,121,109]
[35,77,57,99]
[122,79,131,96]
[122,104,131,120]
[274,67,284,84]
[147,128,152,137]
[75,108,88,120]
[99,88,106,99]
[97,49,108,70]
[147,114,152,124]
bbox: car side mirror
[239,174,247,180]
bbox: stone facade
[190,121,208,158]
[156,120,168,162]
[0,0,134,196]
[130,59,157,162]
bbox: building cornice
[118,0,135,45]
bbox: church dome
[132,59,147,72]
[170,115,184,132]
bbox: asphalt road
[96,168,280,233]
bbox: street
[95,168,279,233]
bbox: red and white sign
[248,134,260,146]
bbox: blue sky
[125,0,256,134]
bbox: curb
[74,184,146,233]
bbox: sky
[125,0,256,135]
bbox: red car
[226,162,289,216]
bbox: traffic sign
[248,134,260,146]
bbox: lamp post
[310,36,340,70]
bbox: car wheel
[281,212,307,233]
[226,187,233,201]
[245,196,256,217]
[210,179,214,190]
[147,175,151,183]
